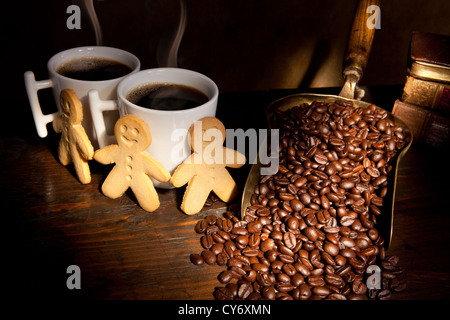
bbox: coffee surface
[126,83,209,111]
[57,57,133,81]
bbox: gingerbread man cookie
[94,114,171,212]
[52,89,94,184]
[171,117,246,215]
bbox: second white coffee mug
[88,68,219,188]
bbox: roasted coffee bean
[214,286,234,300]
[241,247,260,257]
[216,252,228,266]
[248,233,261,247]
[235,235,249,248]
[352,280,368,295]
[324,242,339,256]
[287,216,300,230]
[205,224,219,235]
[277,283,296,293]
[325,273,344,287]
[277,272,291,284]
[390,276,407,292]
[206,214,217,225]
[231,227,248,236]
[290,273,304,287]
[200,234,214,249]
[210,243,224,255]
[321,251,336,266]
[195,219,208,233]
[312,286,331,297]
[261,286,276,300]
[307,275,326,287]
[201,250,216,265]
[279,244,294,257]
[298,284,312,300]
[229,266,246,279]
[252,263,269,273]
[225,283,239,298]
[260,238,275,252]
[340,180,355,189]
[246,220,262,233]
[211,232,225,243]
[283,263,297,277]
[235,254,251,266]
[377,289,392,300]
[300,193,311,205]
[295,262,311,277]
[304,226,319,241]
[271,260,284,273]
[190,253,204,265]
[279,254,295,264]
[256,272,274,286]
[283,231,297,249]
[218,270,234,284]
[237,282,253,299]
[243,269,257,283]
[327,293,347,300]
[227,257,244,268]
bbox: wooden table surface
[3,86,450,300]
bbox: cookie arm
[94,145,119,164]
[223,148,246,168]
[170,155,198,187]
[141,153,171,183]
[52,116,63,133]
[72,125,94,160]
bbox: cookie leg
[212,169,239,203]
[71,146,91,184]
[101,166,130,199]
[58,139,71,166]
[181,175,211,215]
[131,175,160,212]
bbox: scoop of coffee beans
[190,99,407,300]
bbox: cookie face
[115,115,152,150]
[189,116,226,153]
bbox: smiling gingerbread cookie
[171,117,246,215]
[94,114,171,212]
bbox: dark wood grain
[3,87,449,300]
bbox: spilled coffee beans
[190,100,408,300]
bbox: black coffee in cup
[126,83,209,111]
[57,57,133,81]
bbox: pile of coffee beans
[190,99,408,300]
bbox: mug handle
[24,71,59,138]
[88,89,118,148]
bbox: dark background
[3,0,450,138]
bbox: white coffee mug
[24,46,141,148]
[88,68,219,188]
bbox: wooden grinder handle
[343,0,381,81]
